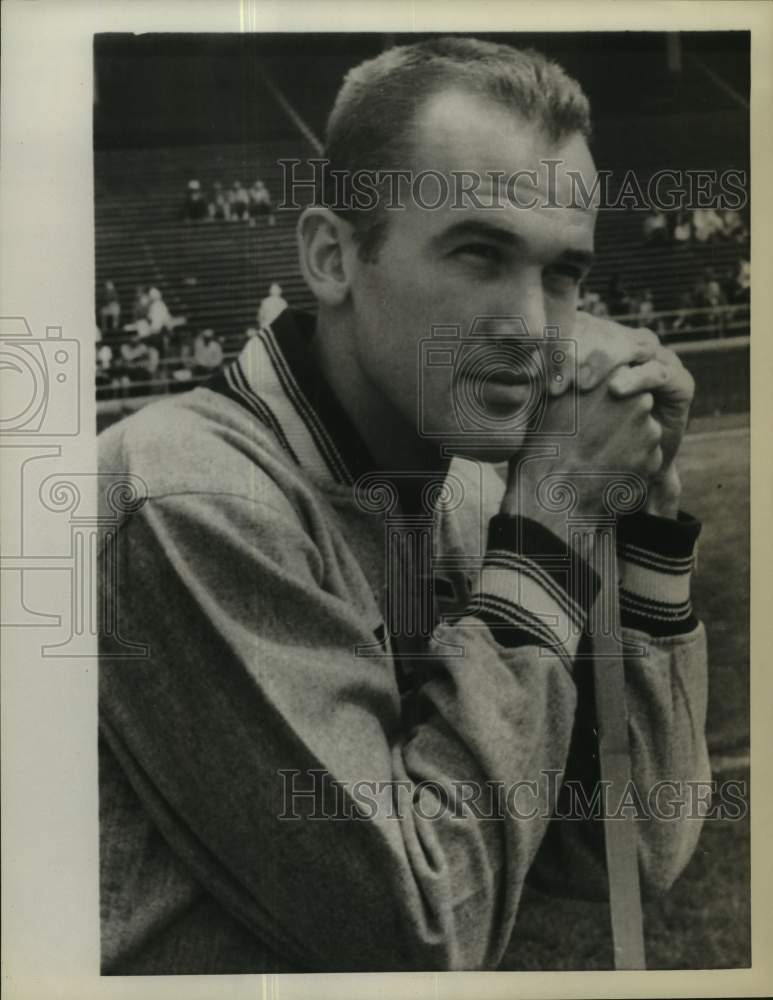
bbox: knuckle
[636,391,655,413]
[658,345,677,364]
[647,417,663,443]
[636,329,659,349]
[646,446,664,475]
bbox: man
[257,281,288,329]
[98,37,708,974]
[98,279,122,335]
[191,327,224,376]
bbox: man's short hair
[323,36,592,261]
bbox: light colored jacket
[98,309,709,974]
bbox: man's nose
[506,275,547,339]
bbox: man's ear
[297,207,354,307]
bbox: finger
[577,337,659,392]
[653,343,681,366]
[644,444,664,477]
[644,414,664,446]
[635,327,662,349]
[607,360,668,397]
[632,418,663,475]
[651,347,696,403]
[632,391,655,416]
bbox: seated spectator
[228,181,250,222]
[720,264,737,304]
[670,292,695,336]
[257,282,288,330]
[636,288,655,327]
[99,280,122,336]
[692,207,723,244]
[607,273,632,318]
[642,208,668,243]
[576,288,599,312]
[96,339,114,371]
[208,182,230,221]
[577,288,609,318]
[122,314,152,340]
[672,209,692,245]
[589,298,609,318]
[733,258,750,304]
[720,258,750,335]
[147,287,173,335]
[691,269,726,335]
[719,208,748,244]
[192,328,224,376]
[183,179,208,222]
[117,336,161,393]
[705,276,725,307]
[705,276,727,336]
[95,326,114,390]
[131,285,150,323]
[625,289,642,325]
[248,179,276,227]
[123,287,186,356]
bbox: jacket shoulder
[98,388,299,510]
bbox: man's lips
[457,368,533,389]
[453,371,535,416]
[482,369,532,386]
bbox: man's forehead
[409,87,599,214]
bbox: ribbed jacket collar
[208,309,376,487]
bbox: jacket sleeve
[521,509,711,900]
[100,487,602,973]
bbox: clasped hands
[502,311,694,525]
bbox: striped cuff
[617,509,702,636]
[467,514,600,661]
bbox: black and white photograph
[93,28,750,975]
[1,3,771,998]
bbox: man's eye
[451,243,503,263]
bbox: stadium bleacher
[95,139,315,347]
[95,144,748,337]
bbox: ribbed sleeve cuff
[467,513,600,660]
[616,509,702,636]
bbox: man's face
[344,88,598,463]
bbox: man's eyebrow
[431,220,595,270]
[430,219,524,249]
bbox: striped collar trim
[209,309,376,487]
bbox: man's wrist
[616,506,702,635]
[468,512,601,660]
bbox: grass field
[501,416,751,970]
